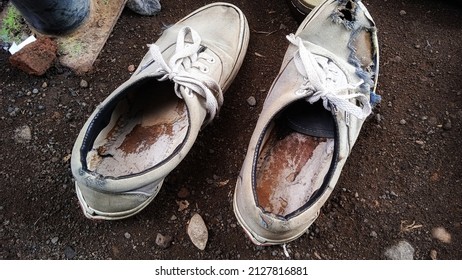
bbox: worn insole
[86,89,188,177]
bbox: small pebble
[14,125,32,143]
[399,10,407,16]
[177,200,189,211]
[51,237,59,244]
[430,249,437,260]
[41,82,48,88]
[80,79,89,88]
[128,64,136,72]
[177,187,190,199]
[399,119,406,125]
[124,232,131,239]
[391,56,402,63]
[247,96,257,106]
[155,233,173,249]
[64,246,76,259]
[384,240,414,260]
[370,231,378,238]
[32,88,39,94]
[187,213,208,250]
[432,227,451,243]
[443,120,452,131]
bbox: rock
[177,187,190,199]
[64,246,76,259]
[155,233,172,249]
[9,37,57,76]
[443,119,452,131]
[432,227,451,243]
[187,213,208,250]
[390,55,402,63]
[80,79,89,88]
[128,64,136,72]
[176,200,189,211]
[247,96,257,106]
[370,231,378,238]
[428,116,438,126]
[51,237,59,244]
[124,232,131,239]
[384,240,415,260]
[399,10,407,16]
[399,119,406,125]
[8,106,20,117]
[13,125,32,143]
[126,0,161,16]
[430,249,437,260]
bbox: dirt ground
[1,0,461,260]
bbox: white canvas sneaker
[71,2,249,220]
[233,0,380,245]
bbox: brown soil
[1,0,461,260]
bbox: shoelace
[147,26,223,124]
[287,34,372,120]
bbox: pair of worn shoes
[71,1,380,245]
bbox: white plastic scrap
[9,35,36,55]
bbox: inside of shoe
[86,80,189,177]
[255,101,335,217]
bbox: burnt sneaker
[71,2,249,220]
[233,0,380,245]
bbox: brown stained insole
[86,90,189,177]
[256,129,334,216]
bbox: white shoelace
[147,26,223,124]
[287,34,372,120]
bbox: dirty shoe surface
[70,3,249,220]
[234,0,380,245]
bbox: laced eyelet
[201,66,210,73]
[184,87,193,97]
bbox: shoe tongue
[284,100,335,138]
